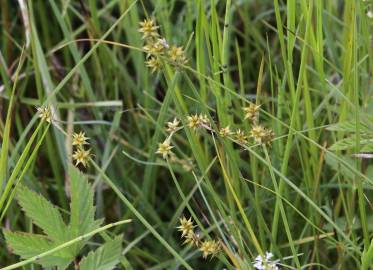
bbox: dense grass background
[0,0,372,269]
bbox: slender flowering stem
[90,159,194,270]
[211,135,264,256]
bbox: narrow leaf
[0,49,26,192]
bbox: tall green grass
[0,0,372,269]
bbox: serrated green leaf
[79,237,122,270]
[361,239,373,270]
[4,166,116,269]
[329,136,355,151]
[3,230,71,269]
[361,142,373,152]
[69,165,101,233]
[68,165,102,253]
[327,120,373,134]
[329,135,373,151]
[16,185,69,244]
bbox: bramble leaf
[329,135,373,151]
[327,120,372,134]
[68,165,103,253]
[361,239,373,270]
[3,230,71,269]
[79,236,122,270]
[3,164,114,269]
[16,185,69,244]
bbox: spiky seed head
[186,114,210,130]
[138,19,159,40]
[183,231,201,247]
[263,128,275,145]
[219,126,232,137]
[187,114,201,130]
[198,114,210,127]
[169,45,183,60]
[177,216,195,238]
[156,139,174,159]
[250,125,267,144]
[72,148,91,167]
[72,131,89,147]
[145,57,162,73]
[199,240,221,259]
[235,129,248,145]
[166,118,180,133]
[37,106,53,123]
[143,41,167,56]
[243,104,261,123]
[169,45,188,65]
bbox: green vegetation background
[0,0,372,269]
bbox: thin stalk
[90,160,194,270]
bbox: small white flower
[166,118,180,133]
[253,252,279,270]
[156,139,174,159]
[37,106,53,123]
[265,252,274,260]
